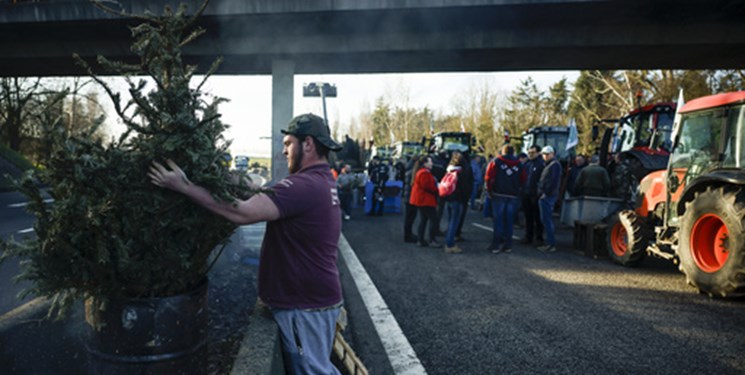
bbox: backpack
[438,170,459,197]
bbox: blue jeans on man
[446,201,464,247]
[491,195,520,250]
[339,190,352,218]
[469,179,482,209]
[539,195,557,247]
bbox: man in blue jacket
[536,145,562,252]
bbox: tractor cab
[392,141,424,161]
[427,132,473,179]
[430,132,472,156]
[521,126,575,165]
[664,92,745,227]
[611,103,676,155]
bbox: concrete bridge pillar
[270,59,294,181]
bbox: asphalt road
[0,222,260,374]
[0,191,45,315]
[341,206,745,375]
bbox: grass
[248,157,270,169]
[0,144,36,191]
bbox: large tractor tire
[678,187,745,298]
[606,210,648,267]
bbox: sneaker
[486,243,500,253]
[502,247,512,253]
[491,248,502,254]
[429,240,442,248]
[344,215,350,220]
[445,245,463,254]
[537,245,556,253]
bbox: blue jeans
[339,191,352,216]
[469,180,482,208]
[272,306,341,375]
[539,195,557,246]
[446,201,464,247]
[491,196,520,249]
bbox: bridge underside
[1,1,745,76]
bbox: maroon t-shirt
[259,163,342,309]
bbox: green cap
[281,113,342,151]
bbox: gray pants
[272,306,342,374]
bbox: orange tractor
[608,91,745,297]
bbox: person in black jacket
[367,157,388,216]
[448,152,474,242]
[536,145,562,252]
[522,145,545,244]
[441,152,468,254]
[403,155,421,242]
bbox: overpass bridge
[2,0,745,75]
[2,0,744,178]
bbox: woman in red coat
[409,156,440,247]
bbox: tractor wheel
[606,210,648,267]
[678,187,745,298]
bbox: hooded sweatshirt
[485,154,525,198]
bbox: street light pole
[303,82,337,131]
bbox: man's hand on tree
[148,159,192,192]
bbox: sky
[106,71,580,158]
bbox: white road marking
[472,222,493,232]
[8,198,54,208]
[338,235,427,375]
[18,228,34,234]
[473,222,522,240]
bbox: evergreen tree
[1,2,262,318]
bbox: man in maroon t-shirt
[149,113,343,374]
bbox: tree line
[2,70,745,165]
[0,77,107,165]
[347,69,745,157]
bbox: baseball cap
[541,145,555,154]
[281,113,342,151]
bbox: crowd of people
[330,144,611,256]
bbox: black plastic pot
[85,280,208,374]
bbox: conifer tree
[1,2,262,317]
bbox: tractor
[607,91,745,298]
[598,102,676,203]
[392,140,425,162]
[521,125,576,165]
[426,131,473,180]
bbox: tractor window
[671,111,720,183]
[655,111,675,151]
[623,113,653,148]
[522,134,535,152]
[728,105,745,168]
[440,135,470,153]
